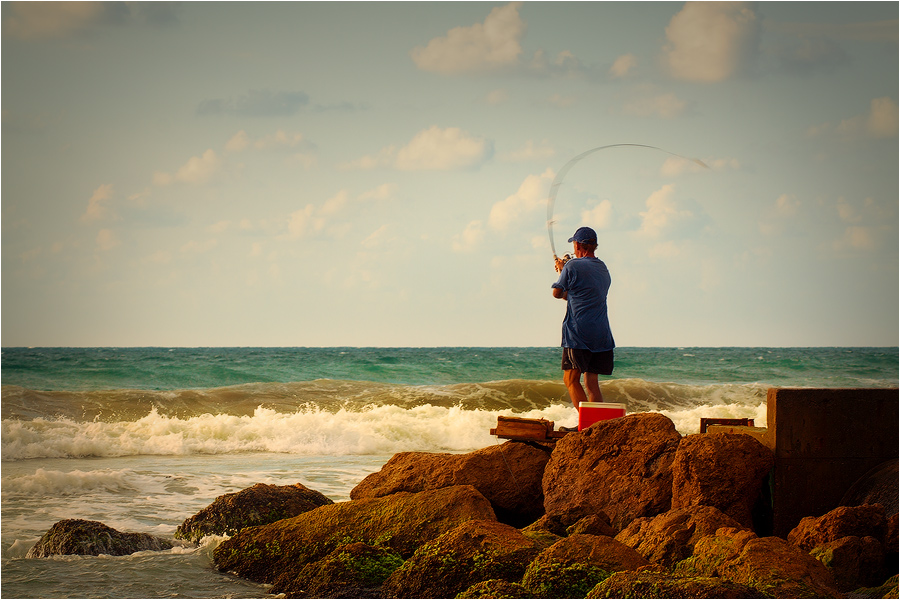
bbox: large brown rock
[381,519,542,599]
[175,482,333,543]
[587,565,765,599]
[676,527,842,598]
[671,432,774,529]
[26,519,172,558]
[615,505,746,566]
[788,503,888,551]
[811,535,886,592]
[521,533,649,598]
[542,412,682,531]
[840,460,898,515]
[351,441,551,527]
[278,542,404,599]
[213,485,496,589]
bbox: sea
[2,346,897,599]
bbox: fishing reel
[554,253,574,273]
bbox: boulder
[567,514,617,537]
[587,565,765,599]
[670,432,774,529]
[381,519,542,599]
[175,482,333,543]
[277,542,403,599]
[457,579,531,599]
[788,504,888,551]
[811,535,886,591]
[615,505,746,566]
[521,533,649,598]
[542,412,682,531]
[840,460,898,515]
[213,485,496,587]
[350,441,551,527]
[26,519,172,558]
[676,528,842,598]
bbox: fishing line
[547,144,709,260]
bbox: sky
[2,1,898,348]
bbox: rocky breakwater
[202,412,898,598]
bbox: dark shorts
[562,348,614,375]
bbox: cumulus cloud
[81,183,115,222]
[485,89,509,105]
[347,126,493,171]
[758,193,800,236]
[197,90,310,117]
[284,184,394,240]
[411,2,525,74]
[662,2,761,82]
[581,200,613,230]
[95,228,120,252]
[833,226,876,253]
[609,54,638,78]
[153,149,220,186]
[2,2,179,40]
[488,168,554,231]
[808,97,899,140]
[451,220,486,252]
[638,184,699,238]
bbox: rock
[676,528,842,598]
[850,574,898,599]
[615,505,746,567]
[175,482,333,543]
[567,514,617,537]
[840,460,899,515]
[519,514,565,548]
[457,579,531,599]
[587,565,765,599]
[811,535,885,591]
[26,519,173,558]
[521,533,649,598]
[277,542,403,599]
[670,432,774,529]
[381,519,542,599]
[213,485,496,587]
[542,412,682,531]
[350,441,551,527]
[788,504,888,551]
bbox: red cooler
[578,402,626,430]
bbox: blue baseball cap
[568,226,597,244]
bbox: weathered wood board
[490,416,568,441]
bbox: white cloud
[180,239,218,254]
[581,199,613,229]
[358,183,399,202]
[663,2,760,82]
[485,89,509,105]
[2,2,106,40]
[833,226,876,252]
[225,130,250,152]
[609,53,637,78]
[95,228,120,252]
[348,126,492,171]
[81,183,115,222]
[759,193,800,236]
[638,184,694,238]
[622,92,686,119]
[488,168,554,231]
[809,97,899,140]
[501,139,555,162]
[283,184,394,240]
[410,2,525,74]
[452,220,485,253]
[154,149,220,186]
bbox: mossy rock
[456,579,533,599]
[523,559,612,599]
[587,567,765,599]
[26,519,172,558]
[382,519,541,598]
[275,542,404,598]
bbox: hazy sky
[2,1,898,347]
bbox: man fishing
[551,226,615,415]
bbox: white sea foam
[1,404,578,461]
[1,468,138,497]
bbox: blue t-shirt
[551,257,614,352]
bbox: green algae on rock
[213,485,496,586]
[26,519,173,558]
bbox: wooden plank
[492,416,569,442]
[700,417,754,434]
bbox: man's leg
[584,372,603,404]
[563,368,587,409]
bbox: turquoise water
[2,346,896,598]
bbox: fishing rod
[547,143,708,269]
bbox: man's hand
[554,255,567,273]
